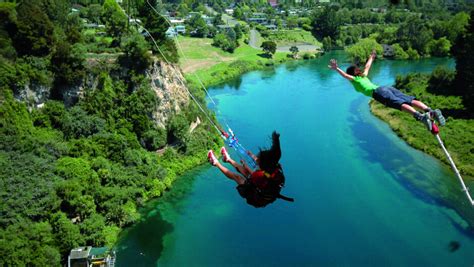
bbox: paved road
[249,29,260,48]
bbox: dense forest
[1,0,474,265]
[0,0,220,265]
[366,8,474,178]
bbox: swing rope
[126,3,256,166]
[431,123,474,206]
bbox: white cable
[435,134,474,206]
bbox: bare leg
[240,160,253,176]
[401,103,418,115]
[214,161,246,185]
[226,158,251,177]
[410,100,429,111]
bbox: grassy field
[267,29,322,46]
[176,36,291,88]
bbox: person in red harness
[207,131,293,207]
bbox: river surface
[116,53,474,266]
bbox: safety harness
[241,164,294,208]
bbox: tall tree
[261,41,277,58]
[452,10,474,112]
[102,0,127,38]
[13,0,55,57]
[396,15,433,55]
[42,0,71,25]
[0,2,18,60]
[311,6,341,42]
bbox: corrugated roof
[69,246,91,259]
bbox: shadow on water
[115,211,173,265]
[348,97,474,235]
[115,167,205,265]
[283,61,301,73]
[349,100,442,205]
[223,76,243,90]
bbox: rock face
[147,60,190,129]
[13,82,50,108]
[13,59,190,129]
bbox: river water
[116,53,474,266]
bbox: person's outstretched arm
[328,59,354,81]
[363,50,376,77]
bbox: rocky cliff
[147,60,189,128]
[13,59,190,128]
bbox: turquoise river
[116,52,474,266]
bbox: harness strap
[277,194,295,202]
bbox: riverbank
[177,36,320,89]
[116,56,474,266]
[369,76,474,179]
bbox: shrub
[345,38,383,62]
[392,43,409,60]
[406,47,420,59]
[427,66,456,95]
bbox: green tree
[0,221,60,266]
[392,43,409,59]
[140,128,167,151]
[187,13,209,37]
[427,37,451,57]
[452,10,474,111]
[51,212,84,257]
[142,1,168,43]
[177,3,190,17]
[80,214,107,247]
[311,6,341,41]
[261,41,277,58]
[290,45,299,58]
[234,7,244,20]
[102,0,127,38]
[0,2,18,60]
[167,113,189,149]
[80,73,118,120]
[42,0,71,25]
[345,38,383,62]
[427,66,455,95]
[213,33,237,52]
[13,0,55,57]
[396,16,433,55]
[234,23,244,40]
[287,16,298,29]
[50,42,86,98]
[118,32,152,74]
[83,4,103,24]
[322,36,332,51]
[445,12,470,43]
[61,106,106,139]
[65,13,83,44]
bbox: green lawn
[267,29,322,46]
[176,36,291,87]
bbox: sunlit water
[116,53,474,266]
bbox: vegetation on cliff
[0,1,220,265]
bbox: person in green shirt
[329,51,445,131]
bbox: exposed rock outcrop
[147,60,190,128]
[13,59,190,129]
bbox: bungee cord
[127,2,257,167]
